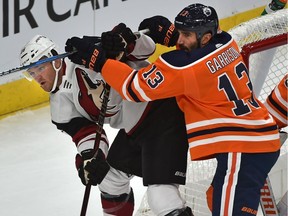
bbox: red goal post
[241,33,287,70]
[229,8,287,99]
[136,9,287,216]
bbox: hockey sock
[101,188,134,216]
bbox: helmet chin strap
[50,61,63,93]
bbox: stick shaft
[0,52,74,77]
[79,29,148,215]
[80,84,111,216]
[1,29,149,77]
[80,185,92,216]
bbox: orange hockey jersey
[102,31,280,160]
[264,74,288,129]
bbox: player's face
[26,62,56,92]
[177,30,198,52]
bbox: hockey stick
[0,51,76,77]
[0,29,149,78]
[79,29,150,216]
[80,83,111,216]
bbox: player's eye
[38,65,46,72]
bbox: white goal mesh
[136,9,288,216]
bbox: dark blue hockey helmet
[174,4,219,39]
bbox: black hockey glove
[65,36,106,72]
[138,15,179,47]
[75,149,110,186]
[101,32,125,59]
[101,23,137,59]
[112,23,137,53]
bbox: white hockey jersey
[50,34,155,155]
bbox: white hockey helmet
[20,35,58,66]
[20,35,62,93]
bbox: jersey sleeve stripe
[122,70,136,101]
[268,90,287,116]
[77,133,97,153]
[133,72,151,101]
[275,85,288,109]
[122,70,151,102]
[265,102,287,125]
[127,70,142,102]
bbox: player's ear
[200,33,212,47]
[54,59,62,68]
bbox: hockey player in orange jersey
[65,3,281,216]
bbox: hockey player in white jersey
[20,24,192,216]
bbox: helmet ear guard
[174,3,219,40]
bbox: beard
[178,41,199,52]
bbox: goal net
[136,8,288,216]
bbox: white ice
[0,105,147,216]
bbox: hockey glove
[75,149,110,186]
[138,15,179,47]
[101,32,125,59]
[65,36,106,72]
[101,23,137,59]
[112,23,137,54]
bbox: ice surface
[0,106,146,216]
